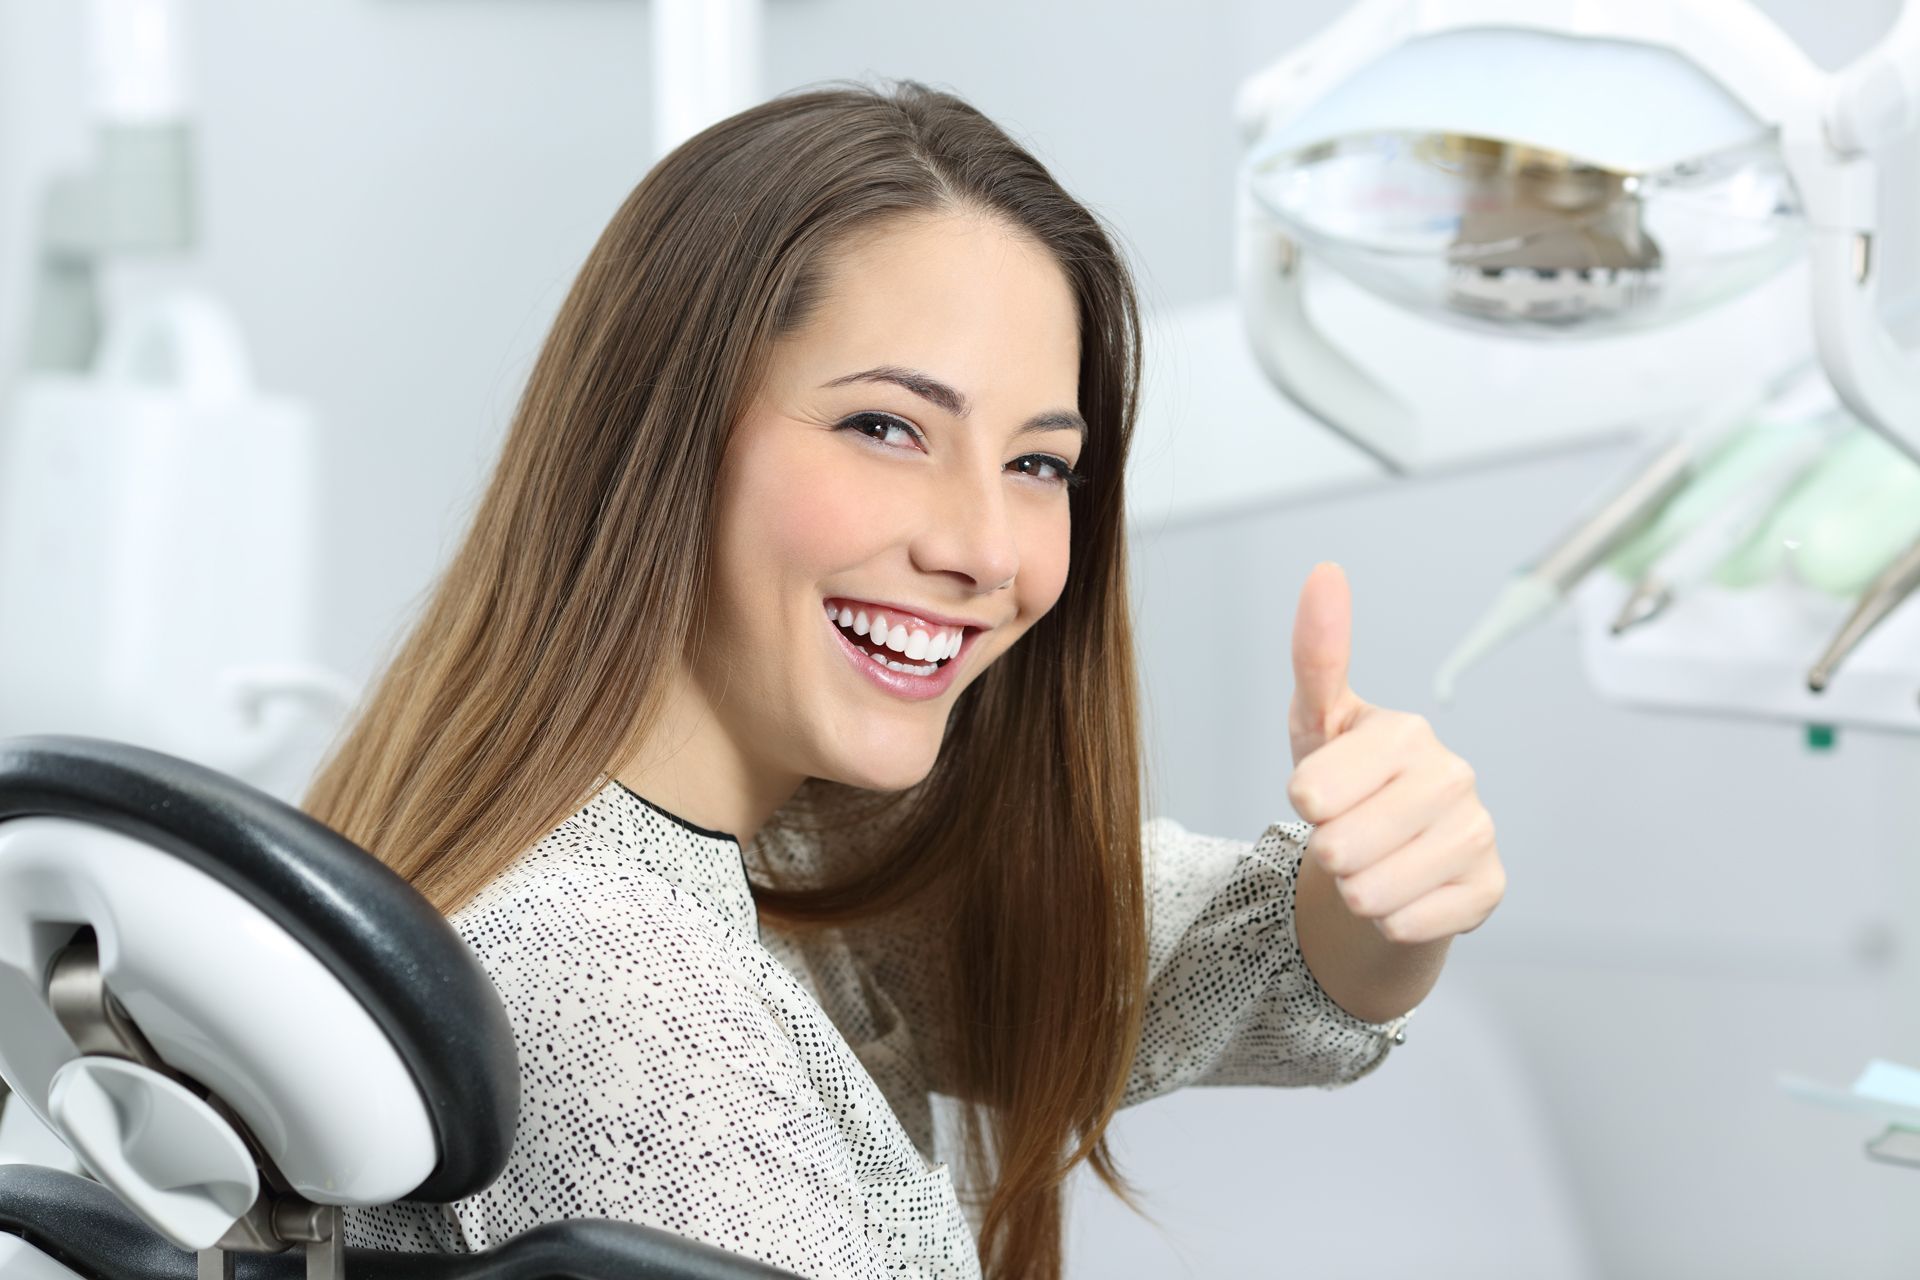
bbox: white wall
[4,1,1919,1276]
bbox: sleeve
[1122,814,1414,1109]
[827,812,1413,1116]
[448,873,889,1280]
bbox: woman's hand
[1285,563,1506,947]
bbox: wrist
[1295,852,1449,1023]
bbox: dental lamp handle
[1789,0,1920,470]
[1234,181,1420,474]
[1791,142,1920,472]
[1826,0,1920,155]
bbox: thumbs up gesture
[1287,563,1505,947]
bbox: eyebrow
[820,365,1087,441]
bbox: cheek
[716,427,893,585]
[765,449,883,571]
[1013,501,1072,619]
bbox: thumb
[1290,561,1356,759]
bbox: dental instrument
[1570,424,1920,733]
[1609,411,1848,635]
[1432,369,1793,703]
[1807,533,1920,692]
[1432,436,1689,706]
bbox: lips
[825,606,969,701]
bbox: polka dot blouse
[344,775,1414,1278]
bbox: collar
[585,779,759,938]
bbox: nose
[910,461,1020,595]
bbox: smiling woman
[666,210,1088,796]
[298,76,1411,1280]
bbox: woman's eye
[838,412,922,450]
[838,412,1087,491]
[1009,454,1087,490]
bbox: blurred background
[2,1,1919,1275]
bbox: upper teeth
[825,602,963,662]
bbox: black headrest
[0,1165,803,1280]
[0,734,518,1203]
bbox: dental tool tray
[1572,570,1920,732]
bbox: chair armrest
[0,1165,804,1280]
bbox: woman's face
[699,211,1085,793]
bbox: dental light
[1234,0,1920,474]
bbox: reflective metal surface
[1245,128,1804,336]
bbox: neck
[609,665,802,848]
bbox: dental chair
[0,734,800,1280]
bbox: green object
[1715,426,1920,593]
[1605,416,1826,582]
[1795,461,1920,596]
[1806,723,1837,750]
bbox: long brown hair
[301,76,1148,1280]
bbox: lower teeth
[867,650,938,676]
[836,624,944,675]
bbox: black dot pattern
[344,778,1413,1277]
[1125,815,1414,1101]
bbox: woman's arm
[1121,814,1412,1108]
[803,812,1421,1113]
[1294,852,1451,1024]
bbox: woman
[314,77,1505,1280]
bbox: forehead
[781,213,1081,402]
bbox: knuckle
[1287,777,1318,818]
[1339,878,1374,917]
[1468,807,1497,847]
[1378,913,1416,944]
[1484,861,1508,906]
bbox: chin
[815,737,940,794]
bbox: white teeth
[827,603,963,667]
[864,649,937,675]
